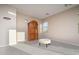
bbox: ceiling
[10,4,77,19]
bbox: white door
[17,32,25,42]
[9,29,16,46]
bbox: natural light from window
[43,22,48,32]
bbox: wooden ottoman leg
[39,43,41,46]
[46,44,48,48]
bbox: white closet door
[9,29,16,45]
[17,32,25,42]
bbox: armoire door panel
[28,20,38,41]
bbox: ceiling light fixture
[8,11,16,16]
[25,17,29,22]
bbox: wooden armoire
[28,20,38,41]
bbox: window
[40,22,48,33]
[43,22,48,32]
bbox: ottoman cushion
[39,39,51,44]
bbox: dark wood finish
[28,20,38,41]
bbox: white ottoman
[39,39,51,47]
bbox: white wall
[16,12,26,32]
[0,5,16,47]
[43,6,79,46]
